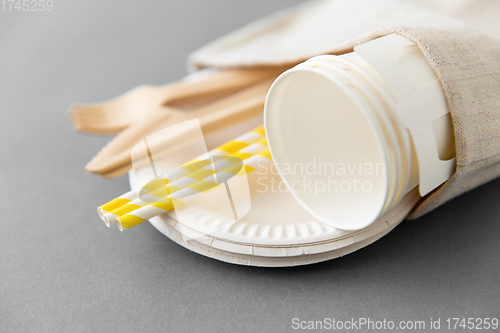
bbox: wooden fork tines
[68,67,285,135]
[84,68,285,178]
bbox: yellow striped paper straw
[97,126,266,226]
[103,138,267,226]
[116,146,272,230]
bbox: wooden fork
[69,67,283,135]
[85,70,283,178]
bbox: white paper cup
[264,34,455,230]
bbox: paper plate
[129,118,419,266]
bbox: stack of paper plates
[129,119,419,267]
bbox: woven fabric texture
[189,0,500,218]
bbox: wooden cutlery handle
[85,69,285,177]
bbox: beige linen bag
[189,0,500,218]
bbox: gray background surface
[1,1,499,332]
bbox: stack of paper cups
[264,33,456,231]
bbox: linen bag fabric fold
[188,0,500,219]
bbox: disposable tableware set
[71,0,500,266]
